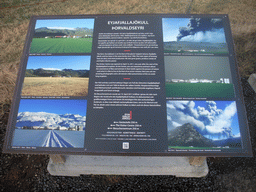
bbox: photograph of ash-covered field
[21,56,90,96]
[162,17,229,54]
[30,18,94,53]
[164,56,235,98]
[12,99,87,148]
[167,100,242,150]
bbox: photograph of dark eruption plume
[162,18,229,54]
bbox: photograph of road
[12,99,87,148]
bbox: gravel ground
[0,78,255,191]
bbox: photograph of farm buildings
[164,56,235,98]
[30,18,94,53]
[162,17,229,55]
[12,99,87,148]
[21,56,90,96]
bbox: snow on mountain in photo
[41,68,62,71]
[16,112,86,129]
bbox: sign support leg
[49,154,66,164]
[189,156,206,166]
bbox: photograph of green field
[164,56,235,98]
[30,18,94,54]
[165,82,235,98]
[22,77,89,96]
[22,56,90,96]
[30,38,93,53]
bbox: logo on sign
[122,142,129,149]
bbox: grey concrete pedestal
[47,155,208,177]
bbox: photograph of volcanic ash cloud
[167,100,242,150]
[162,18,229,54]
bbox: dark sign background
[2,14,252,157]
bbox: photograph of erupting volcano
[167,100,242,150]
[162,17,229,54]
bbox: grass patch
[30,38,93,53]
[234,31,256,78]
[165,82,235,98]
[22,77,89,96]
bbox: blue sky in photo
[35,19,95,30]
[162,18,190,42]
[26,56,91,70]
[18,99,87,116]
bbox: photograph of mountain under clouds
[22,56,90,96]
[30,18,94,53]
[12,99,86,148]
[162,18,229,54]
[167,100,242,149]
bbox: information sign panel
[3,14,252,156]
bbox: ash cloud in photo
[162,18,229,54]
[164,56,232,82]
[177,18,225,43]
[162,18,226,43]
[166,100,241,141]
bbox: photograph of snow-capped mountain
[12,99,87,148]
[167,100,242,149]
[16,112,86,131]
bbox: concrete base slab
[248,73,256,93]
[47,155,208,177]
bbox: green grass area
[30,38,93,53]
[165,82,235,98]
